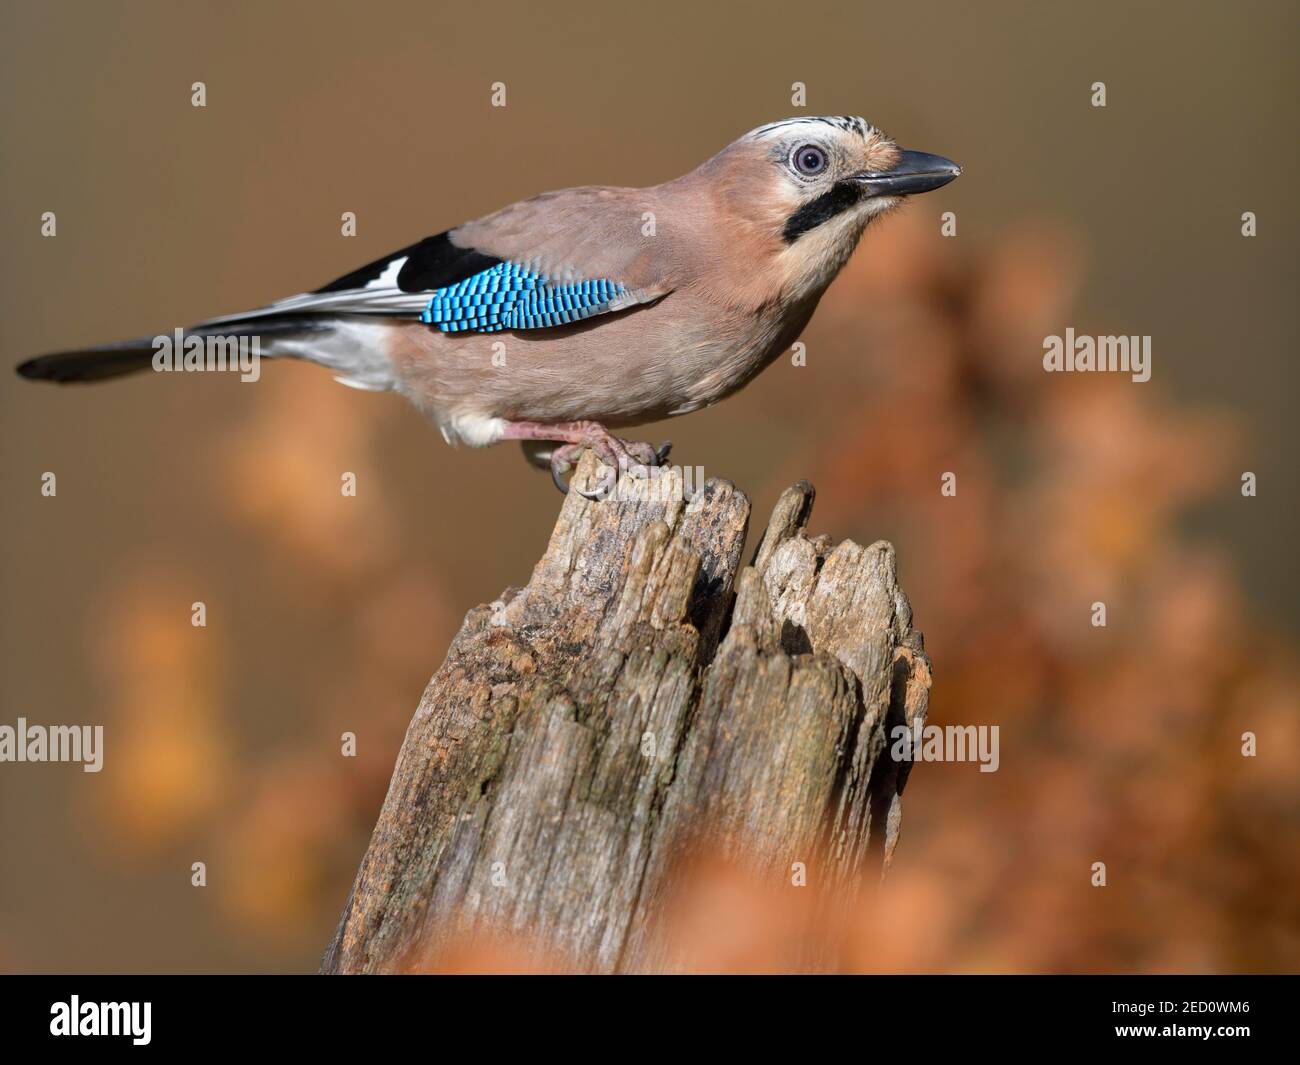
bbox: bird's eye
[792,144,828,176]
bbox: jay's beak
[855,150,961,196]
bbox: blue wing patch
[419,262,629,333]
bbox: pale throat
[781,200,886,299]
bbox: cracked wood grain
[321,453,931,974]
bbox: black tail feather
[17,338,160,383]
[16,317,332,384]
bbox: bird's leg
[499,420,673,495]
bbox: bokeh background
[1,0,1296,973]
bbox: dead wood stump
[321,453,931,973]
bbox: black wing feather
[314,231,502,294]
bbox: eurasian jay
[18,116,960,492]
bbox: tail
[15,315,393,389]
[17,334,186,383]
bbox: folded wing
[198,186,672,334]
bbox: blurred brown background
[1,0,1296,973]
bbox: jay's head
[696,116,960,295]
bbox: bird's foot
[550,433,673,497]
[502,420,672,496]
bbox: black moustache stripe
[782,181,865,243]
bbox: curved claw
[571,478,605,500]
[551,459,606,499]
[654,441,673,466]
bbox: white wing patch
[194,255,431,328]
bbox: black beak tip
[859,149,962,196]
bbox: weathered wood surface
[321,453,931,973]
